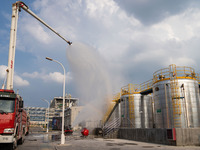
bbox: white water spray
[66,42,112,128]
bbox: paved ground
[14,130,200,150]
[55,137,200,150]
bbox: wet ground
[1,127,200,150]
[18,131,200,150]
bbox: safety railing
[103,117,121,136]
[153,67,169,83]
[121,80,153,95]
[121,84,140,95]
[103,93,120,123]
[153,65,198,84]
[197,73,200,83]
[140,79,153,92]
[112,92,121,102]
[103,102,116,124]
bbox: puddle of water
[28,139,37,141]
[31,134,61,143]
[109,148,121,150]
[32,134,45,141]
[117,143,125,146]
[106,142,138,147]
[51,134,61,141]
[104,139,114,141]
[142,146,154,148]
[32,135,44,138]
[124,143,138,145]
[43,134,49,143]
[106,143,114,146]
[43,134,61,142]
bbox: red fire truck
[0,1,71,149]
[0,89,29,149]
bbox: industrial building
[24,107,59,126]
[25,95,81,128]
[103,64,200,146]
[50,96,78,110]
[24,107,46,125]
[64,106,83,130]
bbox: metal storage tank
[120,88,153,128]
[153,64,200,128]
[141,95,154,128]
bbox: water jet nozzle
[68,41,72,45]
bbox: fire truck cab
[0,89,27,149]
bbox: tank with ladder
[153,64,200,128]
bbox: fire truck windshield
[0,99,15,113]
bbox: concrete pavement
[15,130,200,150]
[55,137,200,150]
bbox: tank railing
[121,81,153,95]
[140,79,153,92]
[121,84,133,95]
[197,73,200,83]
[103,117,121,136]
[153,66,199,83]
[153,67,170,83]
[121,86,129,95]
[121,84,140,95]
[113,92,121,102]
[175,66,196,78]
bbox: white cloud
[150,8,200,42]
[14,75,30,87]
[22,72,39,78]
[167,57,195,67]
[85,0,120,28]
[44,72,64,83]
[0,65,30,87]
[24,22,52,44]
[22,71,73,84]
[0,65,7,80]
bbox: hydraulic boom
[6,1,72,90]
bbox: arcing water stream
[66,42,112,128]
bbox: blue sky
[1,0,200,108]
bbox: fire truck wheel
[18,137,23,145]
[13,137,17,149]
[9,139,17,150]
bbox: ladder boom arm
[6,1,72,90]
[19,1,72,45]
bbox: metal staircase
[103,117,121,136]
[170,64,182,128]
[103,93,120,124]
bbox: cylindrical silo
[153,64,200,128]
[120,93,153,128]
